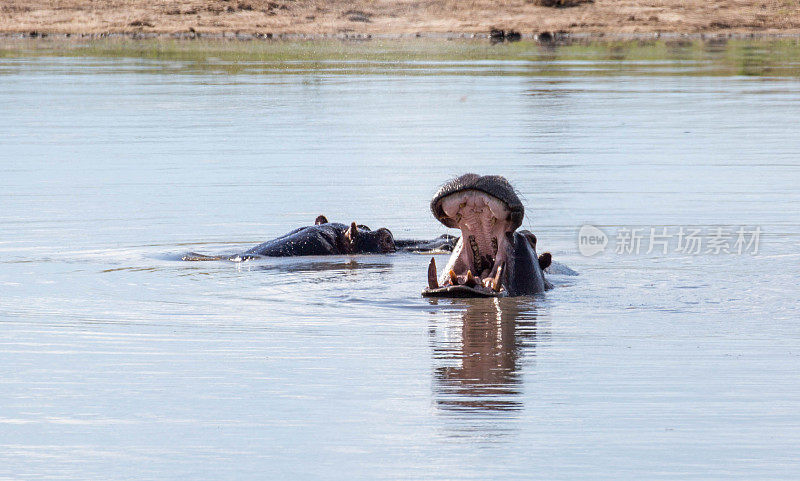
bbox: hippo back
[242,224,344,257]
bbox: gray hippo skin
[423,174,552,298]
[182,215,457,261]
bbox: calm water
[1,39,800,479]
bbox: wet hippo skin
[182,215,457,261]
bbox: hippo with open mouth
[423,174,552,298]
[182,215,457,261]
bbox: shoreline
[2,0,800,41]
[4,31,800,43]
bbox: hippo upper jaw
[424,174,527,297]
[430,173,524,232]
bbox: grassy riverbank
[3,37,800,79]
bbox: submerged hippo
[182,215,457,261]
[423,174,552,298]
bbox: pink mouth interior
[436,190,513,291]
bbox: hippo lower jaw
[421,283,505,298]
[423,189,516,298]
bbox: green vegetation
[2,37,800,77]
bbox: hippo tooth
[465,270,476,287]
[448,269,458,286]
[492,262,505,292]
[427,257,439,289]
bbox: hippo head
[315,215,395,254]
[340,221,396,255]
[423,174,549,298]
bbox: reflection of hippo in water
[182,215,457,261]
[423,174,554,298]
[430,297,539,413]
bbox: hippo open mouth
[424,174,540,298]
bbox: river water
[1,38,800,479]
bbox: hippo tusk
[427,257,439,289]
[492,262,504,292]
[465,270,476,287]
[448,269,458,286]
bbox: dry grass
[2,0,800,36]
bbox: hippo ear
[344,222,359,244]
[519,230,537,250]
[538,252,552,270]
[315,215,328,225]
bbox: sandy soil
[2,0,800,36]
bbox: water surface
[1,39,800,479]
